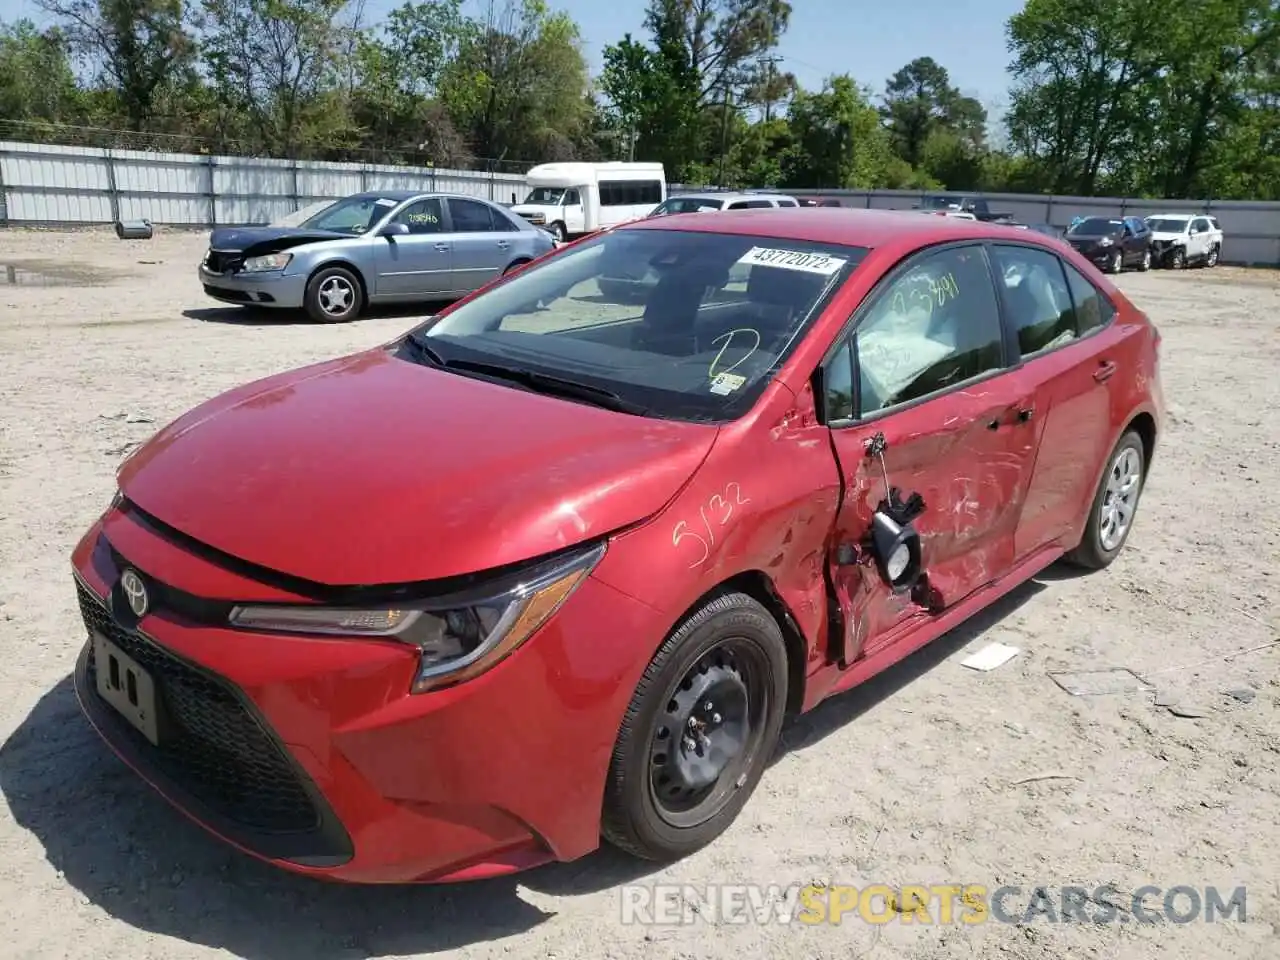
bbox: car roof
[1146,213,1192,219]
[621,206,1056,249]
[347,190,497,203]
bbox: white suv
[646,191,800,216]
[1144,213,1223,269]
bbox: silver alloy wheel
[1207,245,1219,266]
[1099,446,1141,552]
[1111,250,1123,273]
[318,275,354,316]
[1142,249,1151,269]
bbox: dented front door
[818,242,1038,664]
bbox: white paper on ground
[959,642,1021,672]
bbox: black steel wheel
[601,591,787,860]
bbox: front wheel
[1170,247,1186,269]
[1108,249,1123,274]
[1064,430,1146,570]
[1138,248,1152,271]
[549,221,566,243]
[304,265,362,323]
[601,592,788,861]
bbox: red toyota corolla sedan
[70,208,1162,883]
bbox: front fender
[590,380,842,689]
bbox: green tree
[34,0,194,130]
[881,56,986,167]
[0,20,83,125]
[784,74,897,189]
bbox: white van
[510,162,666,242]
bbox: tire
[1064,430,1146,570]
[503,258,530,276]
[1206,244,1220,267]
[549,221,566,243]
[1138,248,1151,271]
[601,591,788,861]
[1108,250,1123,274]
[1170,247,1186,270]
[304,265,362,323]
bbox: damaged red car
[71,208,1163,883]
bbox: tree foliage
[1,0,1277,198]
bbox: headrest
[746,264,826,307]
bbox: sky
[1,0,1026,122]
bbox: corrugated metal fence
[2,140,1277,265]
[674,186,1280,267]
[0,141,528,227]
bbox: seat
[632,268,709,355]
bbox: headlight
[1097,237,1113,246]
[228,542,605,693]
[242,252,293,272]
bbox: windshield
[410,227,868,422]
[1146,218,1189,233]
[524,187,565,205]
[651,197,725,216]
[300,195,399,234]
[1069,218,1121,236]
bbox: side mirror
[379,222,410,237]
[870,510,923,593]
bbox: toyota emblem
[120,569,149,618]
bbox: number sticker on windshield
[736,247,848,275]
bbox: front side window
[393,198,444,234]
[301,195,400,234]
[854,245,1004,414]
[991,245,1078,357]
[414,228,869,422]
[652,197,723,216]
[563,189,581,206]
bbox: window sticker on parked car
[736,247,847,275]
[374,198,397,207]
[709,372,747,395]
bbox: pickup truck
[915,195,1014,222]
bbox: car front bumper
[70,510,664,883]
[1068,244,1116,268]
[198,265,307,309]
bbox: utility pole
[758,55,782,123]
[717,85,732,187]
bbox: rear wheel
[1064,430,1146,570]
[304,265,362,323]
[1206,244,1220,267]
[601,592,788,861]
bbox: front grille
[202,284,252,302]
[204,250,244,273]
[77,579,320,835]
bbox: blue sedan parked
[198,191,558,323]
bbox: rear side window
[854,245,1004,413]
[449,198,498,232]
[991,245,1078,357]
[776,198,799,207]
[1062,261,1115,333]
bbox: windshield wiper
[404,329,446,366]
[443,358,651,416]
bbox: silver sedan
[198,191,558,323]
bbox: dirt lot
[0,228,1277,960]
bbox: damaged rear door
[817,242,1039,664]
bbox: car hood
[1066,233,1117,245]
[208,225,351,256]
[116,349,719,586]
[1149,231,1187,242]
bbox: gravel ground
[0,228,1277,960]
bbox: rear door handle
[1094,360,1117,382]
[496,239,510,249]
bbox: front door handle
[434,242,450,252]
[1094,359,1117,382]
[496,239,510,249]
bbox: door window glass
[854,246,1004,413]
[1062,261,1116,333]
[563,188,581,206]
[449,198,498,232]
[823,339,855,421]
[991,245,1078,357]
[393,198,444,234]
